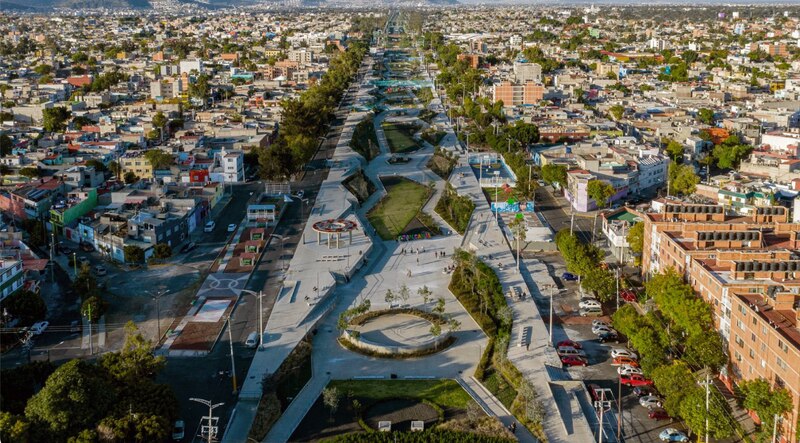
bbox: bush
[123,245,144,264]
[435,183,475,235]
[153,243,171,259]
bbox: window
[735,335,744,348]
[778,340,788,353]
[736,319,744,329]
[752,317,757,325]
[776,357,787,370]
[751,332,756,342]
[749,348,755,359]
[762,325,767,335]
[734,351,742,362]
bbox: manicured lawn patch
[482,370,517,410]
[329,379,473,409]
[367,177,430,240]
[382,122,420,154]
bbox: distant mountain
[0,0,150,9]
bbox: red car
[620,373,653,387]
[557,340,582,350]
[561,355,588,367]
[620,289,637,303]
[648,408,670,420]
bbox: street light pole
[227,316,237,394]
[189,398,224,443]
[147,289,168,344]
[240,289,265,349]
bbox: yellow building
[120,152,154,179]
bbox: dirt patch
[169,320,225,350]
[343,169,377,204]
[364,399,439,431]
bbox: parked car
[611,356,640,367]
[561,355,588,367]
[591,320,610,330]
[78,256,90,267]
[649,408,671,421]
[94,265,107,276]
[633,387,655,397]
[30,321,49,335]
[70,320,82,333]
[618,365,644,376]
[659,428,688,442]
[579,307,603,317]
[620,374,653,387]
[204,221,216,232]
[591,323,612,336]
[561,272,578,281]
[227,223,237,232]
[556,340,582,350]
[639,395,662,408]
[172,420,185,441]
[58,243,73,255]
[611,349,638,360]
[79,242,94,252]
[597,331,619,343]
[245,332,258,348]
[579,299,602,310]
[620,289,637,303]
[557,346,587,358]
[180,242,197,254]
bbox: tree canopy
[586,180,615,208]
[541,164,567,187]
[669,163,700,196]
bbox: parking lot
[531,253,690,443]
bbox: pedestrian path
[459,377,538,443]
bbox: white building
[509,34,522,49]
[635,153,670,192]
[214,148,244,183]
[288,49,313,65]
[0,257,24,301]
[513,61,542,84]
[762,129,800,152]
[179,59,204,75]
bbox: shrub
[435,183,474,234]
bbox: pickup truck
[620,373,654,387]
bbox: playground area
[468,153,517,188]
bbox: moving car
[659,428,688,442]
[620,373,653,387]
[561,355,588,367]
[172,420,185,441]
[649,408,670,421]
[579,307,603,317]
[617,365,644,376]
[204,221,216,232]
[30,321,49,335]
[180,242,197,253]
[611,356,639,367]
[639,395,662,408]
[227,223,237,232]
[245,332,258,348]
[611,349,638,360]
[93,265,107,276]
[561,272,578,281]
[556,340,582,350]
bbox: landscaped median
[382,121,421,154]
[367,176,439,240]
[289,379,516,442]
[449,249,547,441]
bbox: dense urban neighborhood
[1,3,800,443]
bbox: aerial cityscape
[1,3,799,443]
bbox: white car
[592,324,614,335]
[618,365,644,376]
[592,320,610,329]
[203,221,215,232]
[30,321,49,335]
[579,299,602,310]
[227,223,237,232]
[611,349,638,360]
[639,395,662,408]
[172,420,185,441]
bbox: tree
[108,160,121,178]
[0,133,13,157]
[541,163,567,187]
[417,285,432,306]
[587,180,615,208]
[626,222,644,257]
[322,387,340,420]
[398,284,410,305]
[738,379,793,435]
[697,108,715,125]
[124,245,145,264]
[433,297,446,316]
[73,264,99,301]
[679,386,733,440]
[258,143,296,181]
[384,289,396,305]
[18,167,41,179]
[608,104,625,120]
[153,243,171,259]
[0,412,29,443]
[0,164,10,184]
[685,330,727,371]
[143,149,173,170]
[99,321,165,383]
[123,171,138,184]
[42,107,71,133]
[581,267,616,302]
[84,159,106,172]
[652,361,695,417]
[81,296,106,323]
[152,111,167,131]
[25,360,115,439]
[505,120,540,146]
[713,135,752,170]
[429,322,442,338]
[1,290,46,325]
[669,163,700,196]
[664,139,684,163]
[71,115,93,129]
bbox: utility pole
[615,266,620,311]
[190,398,224,443]
[598,390,606,443]
[548,285,554,346]
[228,316,237,394]
[50,231,55,283]
[87,303,93,355]
[704,372,710,443]
[570,209,575,235]
[772,413,780,443]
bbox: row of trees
[258,41,368,181]
[0,323,178,443]
[554,230,617,302]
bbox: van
[204,221,216,232]
[245,332,258,348]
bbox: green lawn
[482,370,517,409]
[367,177,429,240]
[382,122,420,154]
[328,379,473,409]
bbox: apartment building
[640,202,800,440]
[120,151,154,179]
[492,81,544,107]
[513,61,542,84]
[456,53,479,69]
[0,257,24,301]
